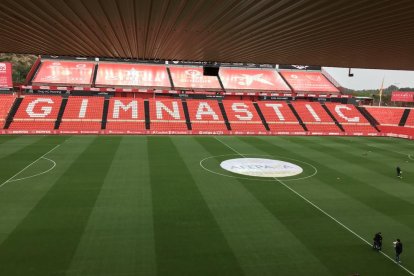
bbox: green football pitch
[0,135,413,276]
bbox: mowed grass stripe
[0,135,19,146]
[212,136,379,275]
[0,136,122,276]
[257,136,414,229]
[338,137,414,161]
[0,136,96,246]
[285,136,414,229]
[67,136,156,276]
[328,137,414,175]
[338,137,414,171]
[228,136,410,275]
[0,135,64,183]
[0,136,55,160]
[191,136,332,275]
[148,136,242,275]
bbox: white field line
[214,136,414,276]
[7,157,56,183]
[0,144,60,189]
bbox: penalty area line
[213,136,414,276]
[0,144,61,189]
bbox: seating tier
[9,95,62,131]
[222,100,265,131]
[149,98,187,131]
[365,107,405,126]
[257,101,302,132]
[186,99,227,132]
[105,98,146,132]
[60,96,104,131]
[405,110,414,127]
[0,94,16,128]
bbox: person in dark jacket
[394,239,403,263]
[397,166,402,178]
[373,232,382,251]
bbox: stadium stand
[186,99,228,134]
[364,107,405,126]
[148,98,189,133]
[59,96,104,133]
[105,98,146,134]
[256,101,304,133]
[291,101,341,132]
[0,94,16,128]
[8,95,62,132]
[325,103,377,133]
[1,92,413,139]
[222,100,266,133]
[404,109,414,127]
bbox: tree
[0,53,37,84]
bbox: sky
[323,67,414,90]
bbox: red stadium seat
[256,101,304,133]
[59,96,104,133]
[365,106,405,126]
[186,99,228,134]
[105,97,146,133]
[405,110,414,127]
[291,102,341,132]
[0,94,16,128]
[325,103,377,133]
[9,95,62,131]
[149,98,188,133]
[222,100,266,132]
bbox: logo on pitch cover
[185,69,201,78]
[306,74,322,81]
[220,158,303,177]
[0,63,6,72]
[235,74,274,86]
[291,65,309,70]
[76,64,87,69]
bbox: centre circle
[220,158,303,178]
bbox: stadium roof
[1,0,414,70]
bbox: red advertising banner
[220,68,291,91]
[0,62,13,88]
[95,63,171,88]
[169,67,221,90]
[391,91,414,102]
[280,71,340,93]
[33,61,95,85]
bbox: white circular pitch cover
[220,158,303,178]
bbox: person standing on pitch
[396,166,402,178]
[394,239,403,263]
[373,232,382,251]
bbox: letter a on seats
[196,102,219,120]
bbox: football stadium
[0,1,414,275]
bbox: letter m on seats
[113,100,138,119]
